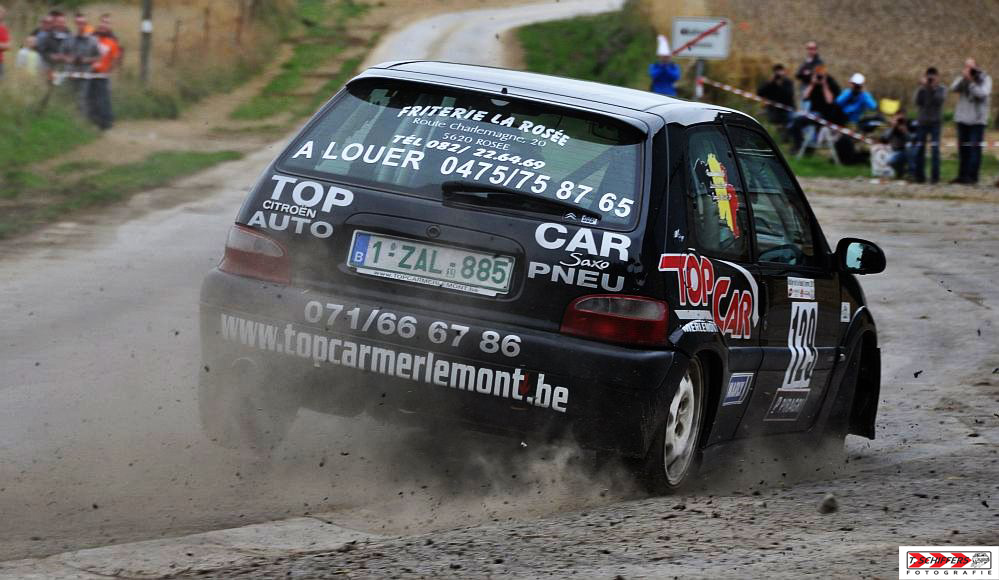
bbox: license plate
[348,231,515,296]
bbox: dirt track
[1,0,997,577]
[152,181,996,579]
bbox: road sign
[671,17,731,60]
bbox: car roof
[363,60,755,126]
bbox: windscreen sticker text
[397,105,572,146]
[658,252,758,339]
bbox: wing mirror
[835,238,885,275]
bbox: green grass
[231,0,368,121]
[783,143,999,180]
[0,104,98,170]
[516,0,653,90]
[0,150,243,239]
[54,160,109,175]
[59,150,244,210]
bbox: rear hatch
[234,76,654,334]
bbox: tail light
[219,225,290,284]
[560,294,669,347]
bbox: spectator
[757,63,795,131]
[89,14,121,130]
[909,67,946,183]
[790,66,844,151]
[794,40,823,91]
[649,34,680,97]
[0,5,10,80]
[59,12,100,117]
[30,13,53,41]
[37,10,70,73]
[881,112,910,178]
[15,35,43,75]
[835,73,877,124]
[950,58,992,185]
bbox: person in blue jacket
[649,34,681,96]
[835,72,878,124]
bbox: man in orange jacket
[89,13,121,129]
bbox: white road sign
[671,17,731,60]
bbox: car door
[725,125,841,435]
[670,124,763,444]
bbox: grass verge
[516,0,652,90]
[230,0,369,121]
[0,150,243,240]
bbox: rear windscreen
[278,79,645,228]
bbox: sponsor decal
[693,153,741,238]
[658,252,759,339]
[787,277,815,300]
[681,319,719,333]
[765,389,808,421]
[246,210,334,239]
[840,301,851,323]
[245,174,356,239]
[723,373,753,406]
[220,313,568,413]
[268,175,354,213]
[899,546,997,579]
[527,261,624,292]
[302,301,522,358]
[535,223,631,261]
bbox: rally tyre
[641,357,706,494]
[198,358,299,454]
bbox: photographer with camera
[910,67,946,183]
[950,58,992,185]
[881,111,911,179]
[758,63,795,136]
[789,65,844,152]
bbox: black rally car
[199,61,885,491]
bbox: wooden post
[169,19,182,67]
[235,0,245,46]
[203,6,211,46]
[139,0,153,85]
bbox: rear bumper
[199,270,685,456]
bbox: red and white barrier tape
[701,77,874,144]
[51,71,111,85]
[700,77,999,148]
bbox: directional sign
[671,17,731,60]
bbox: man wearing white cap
[649,34,680,97]
[835,72,877,124]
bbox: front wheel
[640,357,707,494]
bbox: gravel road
[1,0,997,577]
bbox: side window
[685,126,751,260]
[727,126,817,267]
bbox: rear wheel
[641,357,706,494]
[198,357,299,453]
